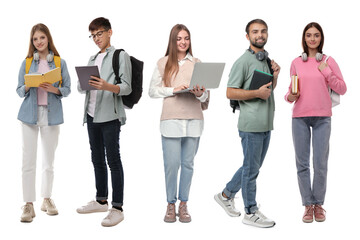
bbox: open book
[24,67,61,87]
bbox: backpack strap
[266,57,274,75]
[54,56,62,88]
[25,57,33,74]
[112,49,124,84]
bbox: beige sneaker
[41,199,58,215]
[178,203,191,223]
[101,208,124,227]
[21,203,35,222]
[77,200,108,214]
[164,203,176,223]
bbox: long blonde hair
[163,24,192,87]
[26,23,60,58]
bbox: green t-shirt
[227,50,275,132]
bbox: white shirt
[149,53,209,138]
[87,52,107,117]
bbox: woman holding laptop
[285,22,346,223]
[16,23,71,222]
[149,24,209,223]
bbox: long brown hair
[26,23,60,58]
[163,24,192,87]
[302,22,324,56]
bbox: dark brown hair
[89,17,112,32]
[163,24,193,87]
[302,22,324,55]
[26,23,59,58]
[245,19,268,35]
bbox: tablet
[75,66,100,91]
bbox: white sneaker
[101,208,124,227]
[76,200,108,214]
[21,203,35,222]
[41,199,58,215]
[214,192,241,217]
[242,210,275,228]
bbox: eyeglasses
[89,30,107,39]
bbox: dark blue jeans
[87,114,124,207]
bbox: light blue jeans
[161,136,200,204]
[224,131,271,214]
[292,117,331,206]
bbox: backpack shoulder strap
[112,49,124,84]
[25,57,33,74]
[266,57,274,75]
[53,56,62,87]
[54,55,61,68]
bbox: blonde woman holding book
[16,23,71,222]
[149,24,209,223]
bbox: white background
[1,0,358,239]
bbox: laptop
[173,62,225,94]
[75,66,100,91]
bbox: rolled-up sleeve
[117,51,132,96]
[16,60,28,98]
[57,59,71,98]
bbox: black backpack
[112,49,144,109]
[230,57,274,113]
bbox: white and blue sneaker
[214,192,241,217]
[242,209,275,228]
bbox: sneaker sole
[242,219,276,228]
[164,219,176,223]
[20,217,33,223]
[302,218,314,223]
[179,218,191,223]
[315,218,326,222]
[214,194,241,217]
[41,207,58,215]
[101,218,124,227]
[77,208,108,214]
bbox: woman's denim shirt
[16,57,71,126]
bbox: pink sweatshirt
[285,56,347,118]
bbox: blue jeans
[87,115,124,207]
[224,131,271,214]
[161,136,200,203]
[292,117,331,206]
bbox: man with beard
[214,19,280,228]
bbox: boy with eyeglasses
[76,17,132,227]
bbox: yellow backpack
[25,56,62,87]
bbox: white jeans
[22,106,60,202]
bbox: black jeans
[87,114,124,207]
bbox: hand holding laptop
[173,84,206,97]
[189,84,206,97]
[173,84,189,94]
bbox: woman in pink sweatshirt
[285,22,346,223]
